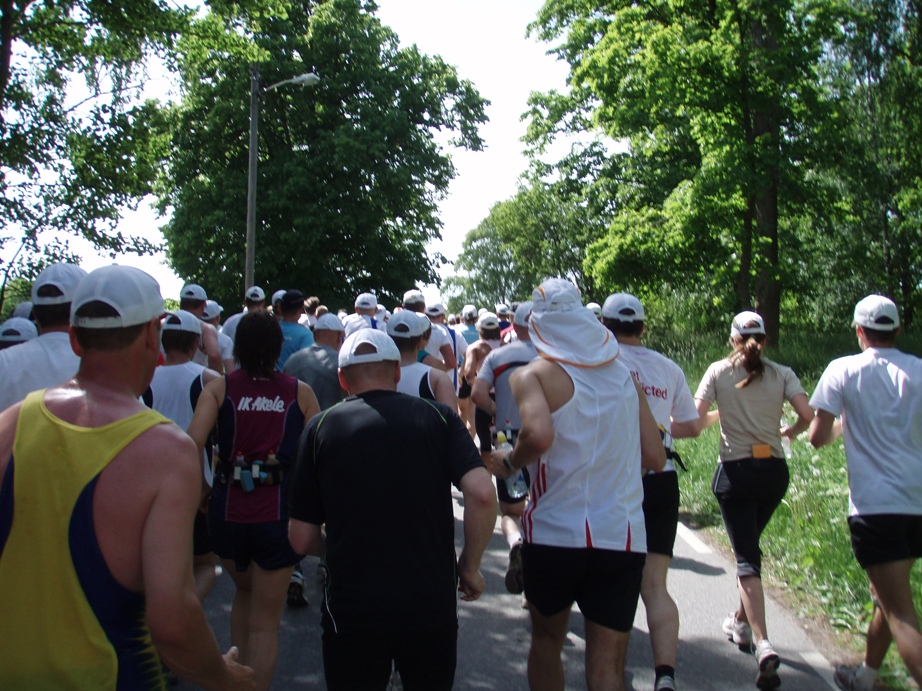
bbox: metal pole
[245,65,260,290]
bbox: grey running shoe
[722,611,753,648]
[654,674,677,690]
[834,664,873,691]
[505,541,524,594]
[287,569,309,608]
[755,639,781,689]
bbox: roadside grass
[646,329,922,689]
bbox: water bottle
[780,419,792,459]
[498,431,528,500]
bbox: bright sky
[60,0,571,306]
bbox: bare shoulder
[201,367,222,385]
[130,420,199,475]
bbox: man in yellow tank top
[0,265,254,690]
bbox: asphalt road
[180,486,842,690]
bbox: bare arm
[456,466,498,601]
[470,378,495,417]
[188,378,225,462]
[783,392,814,438]
[430,370,459,409]
[809,408,842,448]
[143,433,254,690]
[439,342,458,371]
[421,352,446,371]
[671,417,702,439]
[695,397,720,430]
[636,380,666,472]
[297,381,321,426]
[222,357,236,373]
[200,324,224,374]
[288,519,325,556]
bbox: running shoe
[287,568,309,608]
[505,541,524,594]
[654,674,677,690]
[833,664,873,691]
[722,611,753,648]
[755,639,781,689]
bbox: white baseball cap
[162,310,202,335]
[339,327,400,367]
[0,317,38,344]
[180,283,207,301]
[11,301,33,319]
[853,295,900,331]
[425,302,446,317]
[201,300,223,321]
[71,265,165,329]
[477,312,500,329]
[533,278,582,313]
[495,303,510,316]
[730,311,765,338]
[355,292,377,310]
[387,309,426,338]
[315,313,345,332]
[461,304,477,319]
[31,263,87,305]
[343,313,372,337]
[271,289,287,304]
[602,293,645,322]
[245,286,265,301]
[402,289,425,306]
[513,302,533,327]
[586,302,602,318]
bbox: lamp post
[245,66,320,290]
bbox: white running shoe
[755,639,781,689]
[722,611,753,648]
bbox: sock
[506,530,522,550]
[654,665,675,682]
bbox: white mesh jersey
[523,358,646,552]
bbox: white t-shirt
[0,332,80,412]
[217,331,234,362]
[810,347,922,516]
[618,344,699,472]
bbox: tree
[0,0,189,310]
[157,0,487,309]
[526,0,847,341]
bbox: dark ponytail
[730,321,766,388]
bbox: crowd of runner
[0,263,920,691]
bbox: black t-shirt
[287,389,484,634]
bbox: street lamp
[245,66,320,290]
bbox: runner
[202,300,236,373]
[221,286,265,344]
[403,289,457,372]
[282,312,346,410]
[287,328,496,691]
[694,311,813,689]
[462,312,502,461]
[0,265,254,690]
[489,278,665,691]
[0,262,86,412]
[472,301,537,595]
[809,295,922,689]
[188,309,320,691]
[142,310,222,603]
[601,293,702,691]
[276,290,314,370]
[180,284,224,373]
[388,310,457,407]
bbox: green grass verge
[646,329,922,689]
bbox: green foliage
[0,1,190,310]
[158,0,487,310]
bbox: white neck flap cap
[529,278,620,367]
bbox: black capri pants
[711,457,789,579]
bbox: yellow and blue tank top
[0,390,171,689]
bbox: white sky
[43,0,572,305]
